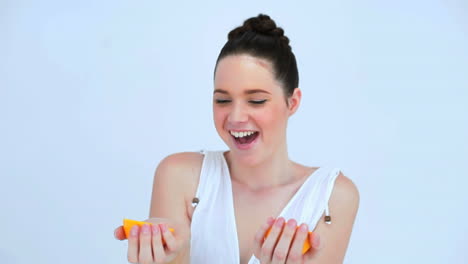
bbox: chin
[227,147,263,166]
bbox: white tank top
[190,150,341,264]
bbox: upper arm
[149,152,202,220]
[148,152,203,263]
[311,172,360,263]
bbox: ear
[287,88,302,116]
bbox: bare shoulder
[157,151,205,179]
[154,151,205,198]
[330,172,360,212]
[149,151,204,219]
[326,172,360,232]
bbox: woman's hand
[114,218,190,264]
[253,217,321,264]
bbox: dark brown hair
[214,14,299,98]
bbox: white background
[1,0,467,263]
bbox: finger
[253,217,275,259]
[152,224,166,263]
[114,226,127,240]
[261,217,285,263]
[310,232,321,250]
[286,223,308,264]
[160,223,178,253]
[272,218,297,264]
[304,232,322,261]
[138,224,154,263]
[127,225,140,263]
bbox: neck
[224,142,294,191]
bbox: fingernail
[142,224,150,234]
[159,223,168,232]
[131,225,139,237]
[266,217,274,225]
[287,219,296,228]
[300,223,308,232]
[152,224,159,234]
[275,217,284,227]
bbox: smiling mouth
[230,131,259,145]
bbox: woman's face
[213,54,300,165]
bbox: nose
[228,102,249,123]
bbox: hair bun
[228,14,290,45]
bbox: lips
[230,131,259,150]
[234,131,258,144]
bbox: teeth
[230,131,256,138]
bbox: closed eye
[215,99,231,104]
[215,99,267,104]
[249,100,267,105]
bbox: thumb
[114,226,127,240]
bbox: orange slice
[264,227,313,254]
[123,219,174,239]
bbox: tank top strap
[323,168,341,224]
[190,150,239,264]
[301,167,341,226]
[193,150,223,210]
[280,167,341,228]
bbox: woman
[114,14,359,264]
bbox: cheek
[212,104,286,132]
[213,107,227,131]
[256,105,286,130]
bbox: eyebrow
[213,89,271,95]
